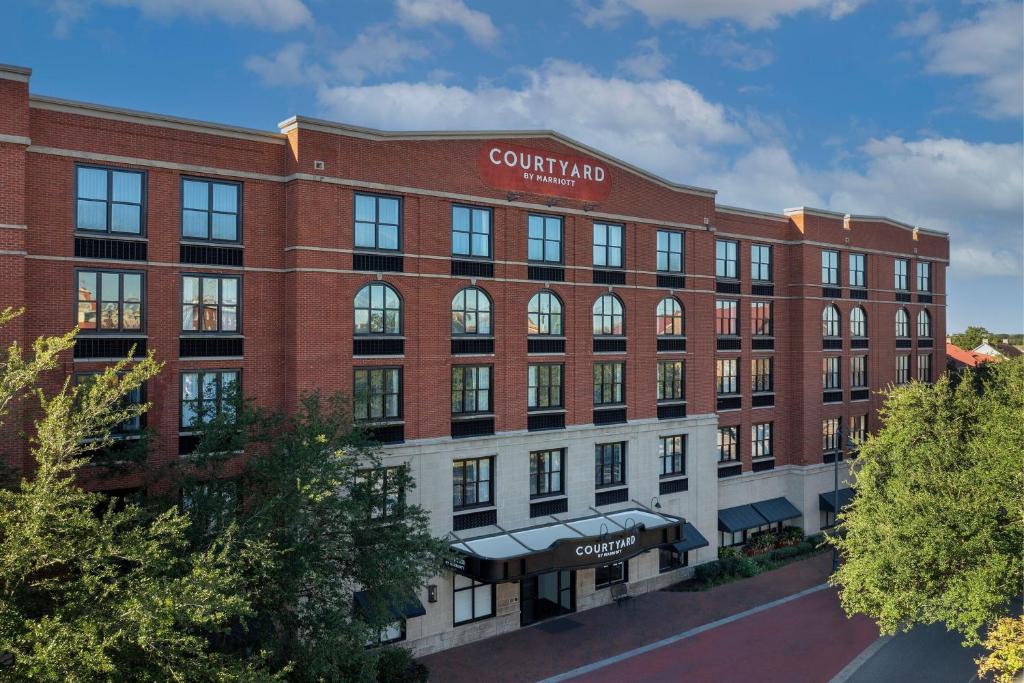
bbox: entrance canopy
[818,487,855,513]
[449,508,683,583]
[718,496,802,533]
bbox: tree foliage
[950,326,992,350]
[830,357,1024,681]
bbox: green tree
[0,309,275,681]
[830,357,1024,682]
[950,325,992,350]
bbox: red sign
[477,142,611,202]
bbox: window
[657,361,685,402]
[451,366,492,415]
[656,297,684,336]
[916,262,931,292]
[659,547,688,573]
[354,193,401,251]
[181,275,239,333]
[894,259,909,291]
[354,368,401,422]
[716,359,738,396]
[527,291,563,335]
[917,310,931,338]
[356,466,405,519]
[354,283,402,335]
[917,353,932,383]
[595,442,626,488]
[452,205,491,258]
[715,240,738,279]
[751,301,772,336]
[823,356,841,390]
[849,253,866,288]
[717,426,738,462]
[715,300,738,336]
[719,530,746,548]
[593,222,623,267]
[752,357,773,393]
[373,621,406,646]
[657,230,684,273]
[752,423,773,458]
[453,574,494,625]
[751,244,772,281]
[528,214,562,263]
[76,372,144,436]
[592,294,624,336]
[821,250,839,285]
[895,308,910,338]
[593,362,624,406]
[595,561,627,589]
[822,305,841,337]
[850,414,867,447]
[76,270,143,332]
[452,456,493,510]
[182,178,240,242]
[180,370,239,429]
[529,448,564,497]
[451,287,492,335]
[659,435,686,477]
[528,364,563,410]
[896,355,910,385]
[822,417,840,453]
[76,165,144,235]
[851,355,868,388]
[850,306,867,338]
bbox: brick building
[0,64,948,654]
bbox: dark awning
[718,504,767,533]
[819,487,855,513]
[354,590,426,621]
[673,522,710,553]
[751,497,802,524]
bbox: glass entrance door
[520,570,575,626]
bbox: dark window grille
[850,389,870,402]
[354,338,404,356]
[451,338,494,355]
[593,338,626,353]
[917,294,933,304]
[451,260,494,278]
[918,338,933,349]
[592,269,625,285]
[716,337,742,351]
[179,337,243,358]
[822,287,842,299]
[527,412,565,431]
[659,478,688,495]
[751,393,775,408]
[657,338,687,352]
[595,488,628,506]
[367,423,405,444]
[74,237,147,261]
[74,336,146,359]
[715,280,741,294]
[751,283,774,296]
[178,434,202,455]
[657,403,687,419]
[752,459,775,472]
[528,265,565,282]
[593,408,626,425]
[823,451,844,464]
[530,498,568,518]
[353,252,404,273]
[180,244,243,267]
[823,338,844,350]
[656,274,685,289]
[895,292,911,302]
[717,464,742,478]
[751,338,774,351]
[717,396,742,411]
[451,417,495,439]
[849,288,868,300]
[851,338,869,349]
[528,338,565,354]
[823,390,843,404]
[895,339,912,349]
[453,509,497,531]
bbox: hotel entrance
[520,570,575,626]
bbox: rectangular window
[821,250,839,285]
[595,561,628,589]
[751,301,772,336]
[751,244,772,281]
[528,214,562,263]
[659,435,686,477]
[850,414,867,447]
[849,253,866,288]
[716,359,738,396]
[595,442,626,488]
[657,361,685,402]
[851,355,868,388]
[822,417,840,453]
[452,456,493,510]
[453,574,494,625]
[896,355,910,385]
[593,222,623,268]
[593,362,625,406]
[717,426,738,462]
[76,165,145,235]
[894,259,909,291]
[354,193,401,251]
[752,422,773,458]
[917,353,932,383]
[752,357,773,393]
[715,240,738,279]
[75,372,144,436]
[76,270,144,332]
[659,547,688,573]
[528,364,563,410]
[181,178,240,242]
[529,448,564,497]
[355,466,405,519]
[916,262,931,292]
[715,300,738,336]
[656,230,684,273]
[181,275,240,333]
[354,368,401,421]
[823,356,841,390]
[452,205,492,258]
[451,365,492,415]
[719,530,746,548]
[180,370,239,429]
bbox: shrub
[779,526,805,545]
[806,533,826,548]
[746,532,776,554]
[695,560,724,583]
[375,647,429,683]
[769,545,803,561]
[795,541,814,554]
[718,546,740,560]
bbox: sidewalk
[419,552,843,682]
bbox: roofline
[278,115,718,199]
[716,204,789,222]
[785,206,949,238]
[0,63,31,82]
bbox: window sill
[74,231,147,241]
[451,413,495,421]
[659,472,687,481]
[717,460,740,467]
[527,408,566,415]
[529,492,567,502]
[453,503,497,514]
[180,239,243,247]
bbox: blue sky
[4,0,1022,332]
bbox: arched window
[452,287,492,335]
[917,309,931,338]
[593,294,624,336]
[822,305,841,338]
[895,308,910,338]
[850,306,867,338]
[528,291,563,336]
[656,297,684,336]
[354,283,401,335]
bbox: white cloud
[329,25,430,84]
[616,38,669,79]
[395,0,499,46]
[578,0,867,30]
[894,8,940,37]
[50,0,312,33]
[703,30,774,70]
[245,43,323,86]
